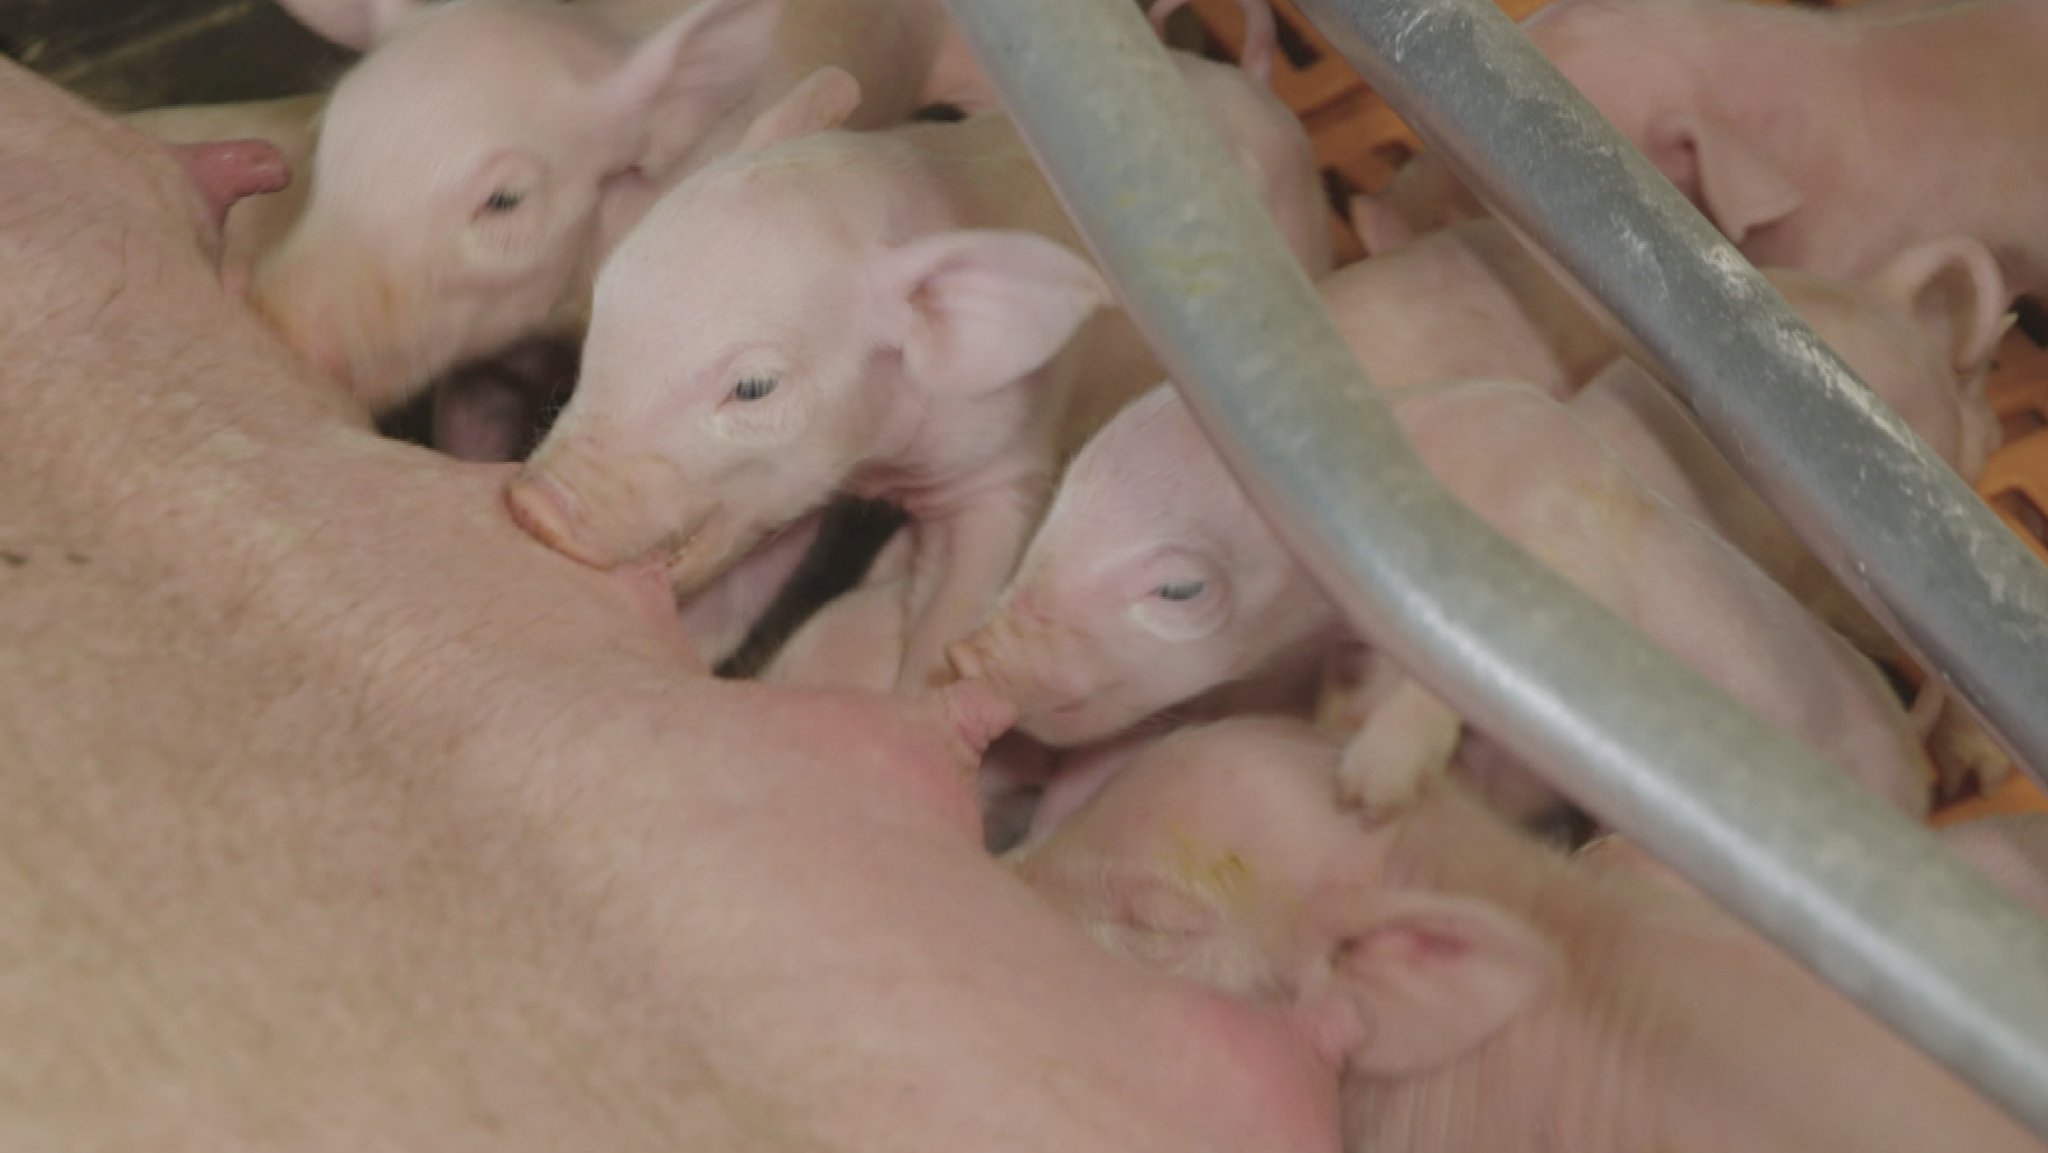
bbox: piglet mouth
[650,507,748,595]
[951,643,1100,736]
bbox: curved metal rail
[938,0,2048,1136]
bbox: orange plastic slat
[1933,772,2048,826]
[1186,0,1362,119]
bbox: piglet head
[1008,718,1355,992]
[1528,0,1806,245]
[509,77,1109,591]
[949,386,1333,747]
[255,0,785,411]
[1014,717,1560,1081]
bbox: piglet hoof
[1337,730,1428,822]
[1336,680,1464,820]
[1929,702,2017,804]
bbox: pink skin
[762,531,914,690]
[441,346,820,662]
[251,0,966,414]
[1346,154,1489,257]
[165,139,293,251]
[1271,219,2005,674]
[125,95,324,298]
[951,380,1932,820]
[1568,234,2009,650]
[9,57,1377,1153]
[1316,220,1619,400]
[1010,717,2045,1153]
[1564,238,2021,800]
[944,222,1989,771]
[1940,814,2048,921]
[1322,218,2005,482]
[677,509,827,665]
[1522,0,2048,300]
[508,52,1332,694]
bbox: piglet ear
[1293,889,1558,1077]
[1646,112,1803,245]
[878,231,1111,397]
[601,0,786,140]
[1870,235,2013,377]
[274,0,421,50]
[734,67,863,154]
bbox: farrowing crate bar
[937,0,2048,1138]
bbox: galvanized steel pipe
[939,0,2048,1136]
[1291,0,2048,790]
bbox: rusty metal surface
[0,0,349,109]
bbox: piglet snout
[949,623,1062,705]
[506,471,608,567]
[924,679,1022,770]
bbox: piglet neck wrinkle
[857,384,1048,521]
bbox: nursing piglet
[251,0,982,410]
[950,381,1931,819]
[1009,716,2045,1153]
[507,56,1332,693]
[1525,0,2048,299]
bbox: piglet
[951,380,1931,820]
[1010,715,2046,1153]
[507,53,1333,694]
[1280,219,2002,485]
[1941,813,2048,921]
[163,139,293,247]
[1524,0,2048,300]
[1346,151,1488,257]
[1569,353,2017,801]
[1298,219,2004,672]
[250,0,982,411]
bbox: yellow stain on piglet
[1161,826,1257,913]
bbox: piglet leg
[1929,698,2019,803]
[894,498,1039,695]
[1338,665,1464,817]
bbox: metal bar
[938,0,2048,1138]
[1290,0,2048,789]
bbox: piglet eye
[732,376,779,402]
[1153,579,1206,603]
[482,188,525,215]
